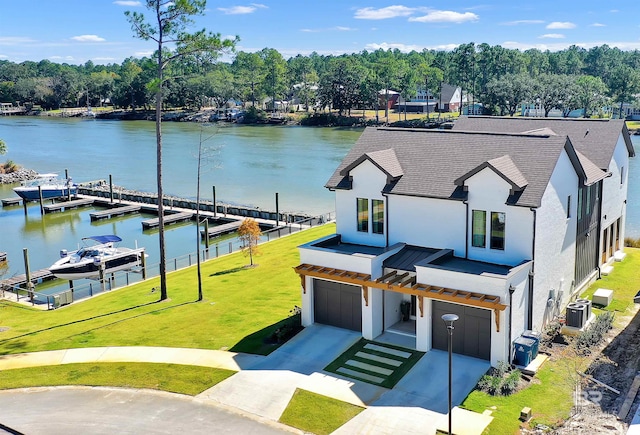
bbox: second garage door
[313,279,362,332]
[432,300,491,360]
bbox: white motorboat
[13,173,78,201]
[49,235,145,280]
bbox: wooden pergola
[294,263,508,332]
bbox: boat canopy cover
[82,235,122,244]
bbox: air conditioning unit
[566,302,587,328]
[576,298,592,322]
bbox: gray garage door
[313,279,362,332]
[432,301,491,360]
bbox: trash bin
[522,330,541,359]
[513,336,536,367]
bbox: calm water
[0,117,360,214]
[0,117,639,292]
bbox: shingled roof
[340,148,403,179]
[455,155,528,191]
[326,127,591,208]
[453,116,635,170]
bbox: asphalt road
[0,387,297,435]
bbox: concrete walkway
[0,325,492,435]
[0,345,263,371]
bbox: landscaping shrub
[271,305,303,344]
[574,311,615,354]
[540,319,563,348]
[477,361,522,396]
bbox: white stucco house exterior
[295,117,634,367]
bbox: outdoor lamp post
[442,313,459,435]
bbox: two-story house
[295,117,634,367]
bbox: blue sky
[1,1,639,65]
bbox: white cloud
[218,5,261,15]
[0,36,36,45]
[113,1,141,6]
[364,41,459,52]
[501,40,640,52]
[502,19,545,26]
[0,54,7,59]
[134,50,154,58]
[49,55,75,61]
[539,33,565,39]
[590,22,606,27]
[365,42,423,52]
[354,5,415,20]
[409,10,479,24]
[300,26,355,33]
[546,22,576,29]
[71,35,106,42]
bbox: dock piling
[38,186,44,215]
[65,168,71,201]
[213,186,217,217]
[109,174,114,204]
[23,248,34,302]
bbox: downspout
[596,182,604,274]
[383,192,389,248]
[528,208,537,330]
[463,199,469,259]
[508,284,516,366]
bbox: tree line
[1,42,640,117]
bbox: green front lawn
[0,362,234,395]
[0,224,335,355]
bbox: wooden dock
[90,205,141,221]
[0,268,55,291]
[1,197,22,206]
[141,212,194,229]
[200,220,243,239]
[43,198,95,213]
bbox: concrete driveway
[0,387,296,435]
[334,350,491,435]
[199,324,389,420]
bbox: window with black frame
[372,199,384,234]
[357,197,368,232]
[490,211,506,250]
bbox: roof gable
[455,154,528,191]
[340,148,404,179]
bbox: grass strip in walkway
[324,338,424,389]
[0,362,234,396]
[279,388,364,435]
